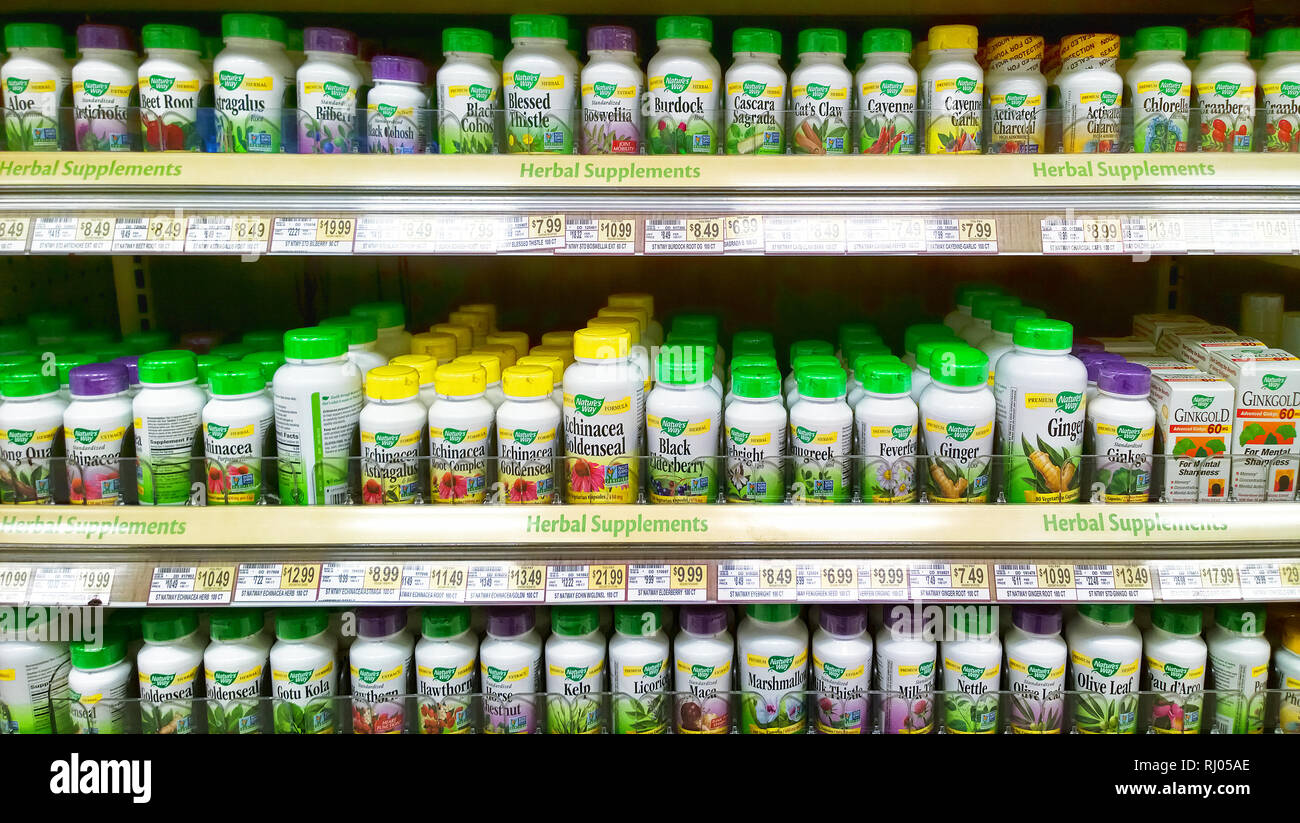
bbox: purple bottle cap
[304,26,357,56]
[1012,604,1062,635]
[818,604,867,635]
[1071,340,1105,355]
[588,25,636,53]
[486,605,534,637]
[1076,351,1125,383]
[371,54,428,85]
[113,355,139,385]
[679,604,727,634]
[356,606,407,638]
[78,23,133,52]
[1097,361,1151,396]
[69,362,128,397]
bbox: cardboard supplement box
[1160,330,1264,371]
[1093,336,1158,355]
[1201,347,1300,502]
[1147,370,1235,503]
[1132,313,1206,342]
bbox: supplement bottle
[296,27,360,153]
[962,293,1022,346]
[274,327,363,505]
[724,28,785,155]
[359,365,425,505]
[855,358,918,503]
[137,610,204,735]
[545,605,605,734]
[724,364,786,503]
[941,606,1001,733]
[1,23,71,151]
[1067,604,1141,734]
[911,339,966,406]
[55,353,97,403]
[481,606,542,734]
[415,606,477,734]
[437,27,498,154]
[504,14,579,155]
[389,354,438,409]
[789,364,852,503]
[516,354,565,412]
[138,24,208,151]
[67,628,131,734]
[0,607,71,734]
[812,604,872,734]
[1129,26,1191,152]
[674,604,733,734]
[204,608,270,734]
[845,349,894,408]
[350,607,414,735]
[497,364,559,504]
[0,365,66,504]
[72,24,138,152]
[1260,28,1300,153]
[902,322,955,370]
[647,344,720,504]
[609,605,671,734]
[1208,605,1269,734]
[1004,605,1067,734]
[563,327,642,503]
[608,292,664,347]
[1194,27,1256,152]
[984,35,1046,153]
[587,316,650,394]
[1142,604,1206,734]
[581,25,643,154]
[920,24,983,153]
[350,302,410,360]
[410,332,458,365]
[1078,351,1126,405]
[134,350,205,506]
[646,16,721,155]
[995,319,1086,503]
[214,14,294,153]
[270,608,338,734]
[367,55,428,154]
[449,310,490,348]
[1057,33,1123,153]
[791,28,852,155]
[203,361,274,505]
[943,283,1002,335]
[1087,362,1155,503]
[63,363,132,505]
[429,362,492,504]
[783,339,834,398]
[875,605,936,734]
[1276,618,1300,733]
[195,354,224,398]
[979,305,1045,385]
[856,28,918,154]
[738,604,808,734]
[919,346,994,502]
[456,353,505,409]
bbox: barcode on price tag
[354,214,439,253]
[545,564,626,602]
[846,216,926,253]
[1040,217,1124,254]
[397,562,468,603]
[995,563,1077,602]
[499,214,566,252]
[643,217,723,254]
[233,563,320,603]
[1238,560,1300,601]
[432,214,500,253]
[626,564,709,602]
[0,565,33,604]
[794,561,859,602]
[909,562,990,601]
[926,218,997,253]
[148,566,234,605]
[723,214,764,252]
[465,563,546,602]
[185,216,271,254]
[1122,216,1189,255]
[28,567,114,605]
[717,560,795,602]
[1155,560,1240,601]
[764,216,846,254]
[113,216,187,253]
[1074,563,1154,602]
[0,217,31,252]
[559,217,637,254]
[1213,215,1294,254]
[30,216,116,253]
[269,217,355,253]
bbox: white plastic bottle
[1276,617,1300,734]
[437,27,499,154]
[214,13,294,153]
[920,24,983,153]
[67,628,131,734]
[1208,605,1270,734]
[350,607,414,735]
[608,293,664,347]
[296,27,361,153]
[1142,604,1206,734]
[1087,362,1155,503]
[647,344,720,504]
[0,365,66,504]
[724,28,785,155]
[737,604,808,734]
[875,605,937,734]
[1067,604,1141,734]
[1058,33,1123,153]
[545,606,605,734]
[910,338,965,404]
[1194,27,1256,152]
[789,364,852,503]
[587,316,650,396]
[856,28,918,154]
[367,55,428,154]
[134,350,205,506]
[516,354,566,414]
[204,608,270,734]
[274,327,363,506]
[646,16,721,155]
[581,25,644,154]
[609,605,670,734]
[724,364,786,503]
[72,24,138,152]
[270,608,338,734]
[359,365,425,505]
[919,346,994,502]
[1,22,71,151]
[980,306,1045,385]
[944,283,1002,335]
[1005,605,1067,734]
[415,607,477,734]
[497,364,560,504]
[350,302,410,361]
[984,35,1046,154]
[674,605,733,734]
[941,606,1001,734]
[138,24,206,152]
[456,354,505,410]
[854,358,918,503]
[429,362,493,504]
[563,327,643,503]
[0,607,71,734]
[137,611,205,735]
[203,361,274,505]
[812,605,872,734]
[504,14,579,155]
[389,354,438,409]
[481,606,542,734]
[791,28,852,155]
[63,362,132,506]
[1260,28,1300,153]
[1130,26,1191,153]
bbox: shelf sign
[1122,216,1189,255]
[500,214,566,252]
[925,217,998,253]
[1212,215,1294,254]
[112,216,187,253]
[995,563,1078,602]
[465,562,546,602]
[858,561,911,601]
[0,564,33,604]
[354,215,440,254]
[30,216,116,253]
[723,214,764,252]
[793,560,859,603]
[398,562,469,603]
[317,561,404,603]
[1154,560,1241,601]
[716,560,796,602]
[1238,560,1300,601]
[908,562,991,601]
[147,565,235,605]
[1040,217,1124,254]
[846,216,926,253]
[233,562,321,603]
[184,215,270,254]
[559,217,637,254]
[1073,563,1154,602]
[545,564,627,602]
[763,215,846,254]
[27,566,114,606]
[643,217,723,254]
[0,217,31,252]
[270,217,355,253]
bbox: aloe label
[1,69,61,151]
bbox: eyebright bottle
[563,327,642,503]
[296,27,361,153]
[1129,26,1191,153]
[1143,604,1206,734]
[581,25,643,154]
[359,365,425,504]
[791,28,852,155]
[648,344,720,504]
[1005,605,1067,734]
[429,363,493,504]
[481,606,542,734]
[497,364,560,504]
[724,364,786,503]
[0,365,66,504]
[438,28,499,154]
[856,28,918,154]
[647,16,721,155]
[813,605,871,734]
[1260,28,1300,153]
[138,24,208,151]
[1194,27,1256,152]
[415,607,477,734]
[504,14,579,155]
[724,28,786,155]
[72,24,138,152]
[920,24,983,153]
[738,604,808,734]
[203,361,274,505]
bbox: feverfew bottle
[563,327,642,503]
[270,608,338,734]
[854,358,918,503]
[1067,604,1141,734]
[791,28,852,155]
[214,14,294,153]
[1057,33,1123,153]
[647,16,721,155]
[1005,605,1067,734]
[497,365,560,504]
[367,55,428,154]
[137,610,204,734]
[1129,26,1191,153]
[1143,604,1206,734]
[609,605,671,734]
[546,605,606,735]
[350,607,414,735]
[134,350,205,506]
[429,363,493,504]
[437,28,500,154]
[1194,27,1256,152]
[296,26,361,153]
[415,606,477,734]
[73,24,138,152]
[1,23,71,151]
[1208,605,1269,734]
[1087,362,1155,503]
[812,605,872,734]
[724,364,786,503]
[920,24,983,153]
[789,364,852,503]
[204,608,271,735]
[856,28,918,154]
[0,365,66,504]
[63,363,132,506]
[647,344,720,504]
[581,25,644,154]
[481,606,542,734]
[875,605,937,734]
[984,35,1046,154]
[737,604,808,734]
[504,14,579,155]
[138,24,207,152]
[203,362,274,505]
[359,366,425,505]
[919,346,994,502]
[725,28,786,155]
[1260,28,1300,153]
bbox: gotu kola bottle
[647,343,720,503]
[563,326,642,503]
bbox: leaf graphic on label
[513,70,540,91]
[206,423,229,439]
[212,670,237,687]
[592,81,617,99]
[961,663,985,681]
[1282,81,1300,99]
[486,666,508,683]
[691,664,714,679]
[917,660,934,677]
[82,79,110,97]
[441,428,467,445]
[564,666,588,682]
[879,79,903,97]
[217,70,245,92]
[513,428,537,446]
[376,103,397,118]
[1055,391,1082,414]
[149,673,175,689]
[288,669,313,685]
[6,78,29,95]
[1158,78,1183,96]
[1004,92,1027,108]
[469,84,492,102]
[805,82,830,100]
[767,655,794,673]
[659,417,688,437]
[73,428,100,445]
[1099,90,1118,106]
[729,427,749,445]
[6,429,33,446]
[891,424,911,441]
[431,667,455,682]
[1115,425,1142,442]
[955,76,977,95]
[822,661,845,679]
[946,422,975,442]
[641,661,662,677]
[149,75,175,93]
[1262,374,1287,391]
[573,394,604,417]
[357,667,381,685]
[742,80,766,97]
[1191,394,1214,409]
[374,432,400,449]
[1214,81,1241,98]
[1091,657,1120,677]
[795,426,817,444]
[663,73,691,94]
[1162,663,1188,680]
[1026,664,1051,681]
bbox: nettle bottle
[563,327,642,503]
[789,364,852,503]
[1067,604,1141,734]
[68,628,131,734]
[919,346,994,503]
[2,23,71,151]
[204,608,271,735]
[429,363,492,504]
[1088,362,1155,503]
[1142,604,1206,734]
[72,24,139,152]
[63,363,132,505]
[1058,33,1123,153]
[812,605,872,734]
[497,364,559,503]
[1130,26,1191,153]
[980,306,1045,386]
[203,362,274,505]
[134,350,205,506]
[875,605,937,734]
[738,604,808,734]
[351,302,410,361]
[415,607,477,735]
[609,605,671,734]
[1005,605,1067,734]
[137,611,204,735]
[296,27,360,154]
[350,608,414,735]
[674,605,733,734]
[855,358,918,503]
[1261,28,1300,153]
[724,365,786,503]
[1194,27,1256,152]
[0,365,66,504]
[1276,618,1300,734]
[270,608,338,734]
[581,25,643,154]
[920,24,983,154]
[0,608,71,734]
[941,606,1001,734]
[1208,605,1270,734]
[214,14,294,153]
[438,28,499,154]
[481,606,542,734]
[359,365,425,505]
[791,28,852,155]
[138,24,208,152]
[647,344,720,504]
[724,28,786,155]
[367,55,428,154]
[984,35,1046,154]
[995,319,1086,504]
[545,605,605,735]
[646,16,721,155]
[504,14,579,155]
[856,28,918,154]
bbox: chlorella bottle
[1143,604,1206,734]
[1208,605,1270,734]
[724,27,786,155]
[134,350,206,506]
[984,35,1047,153]
[919,346,993,502]
[812,605,872,734]
[504,14,579,154]
[581,25,643,154]
[138,24,207,151]
[203,361,274,505]
[1005,605,1066,734]
[73,24,139,152]
[856,28,918,154]
[1194,27,1256,152]
[855,357,918,503]
[738,604,808,734]
[429,363,493,504]
[647,344,720,503]
[296,27,361,154]
[563,327,642,503]
[1129,26,1191,152]
[646,16,721,155]
[437,27,499,154]
[789,364,852,503]
[791,28,852,155]
[920,24,983,153]
[724,364,786,503]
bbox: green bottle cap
[350,300,406,330]
[671,313,720,341]
[954,282,1003,308]
[929,346,988,388]
[210,608,265,641]
[789,339,834,366]
[859,356,911,394]
[142,23,201,52]
[795,363,847,398]
[845,343,891,367]
[1215,604,1265,635]
[208,361,265,396]
[991,305,1046,334]
[243,351,285,384]
[746,603,800,622]
[916,339,965,372]
[1151,604,1202,635]
[863,27,912,56]
[221,13,287,45]
[551,605,600,635]
[1198,27,1251,54]
[1134,26,1188,54]
[241,330,283,351]
[509,14,567,42]
[798,27,848,56]
[123,329,172,355]
[657,16,712,44]
[1013,318,1073,352]
[656,343,714,385]
[0,364,57,398]
[971,294,1020,322]
[732,27,781,56]
[1264,28,1300,54]
[731,329,775,356]
[55,352,97,387]
[791,354,839,376]
[320,315,378,346]
[903,322,955,356]
[195,354,225,386]
[67,330,114,351]
[70,628,127,670]
[950,604,997,635]
[443,27,492,55]
[210,342,255,361]
[422,606,471,638]
[287,28,303,51]
[1077,603,1135,625]
[201,35,223,60]
[615,604,663,635]
[283,327,347,361]
[138,349,198,384]
[276,607,329,640]
[4,23,64,51]
[730,365,782,399]
[0,352,38,373]
[142,609,199,642]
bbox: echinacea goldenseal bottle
[724,27,786,155]
[563,327,642,503]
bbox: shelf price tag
[925,217,997,253]
[233,562,320,603]
[723,214,764,253]
[643,217,723,254]
[793,561,859,603]
[270,217,356,254]
[30,216,116,253]
[499,214,566,252]
[994,563,1077,602]
[28,566,114,606]
[147,565,235,605]
[857,561,910,601]
[1155,560,1241,601]
[716,560,795,602]
[909,562,990,601]
[1040,217,1124,254]
[1122,215,1188,255]
[545,564,627,602]
[315,561,405,603]
[0,565,33,604]
[1074,563,1154,602]
[112,216,188,253]
[433,214,500,253]
[1238,560,1300,601]
[396,563,468,603]
[559,217,637,254]
[763,215,846,254]
[354,214,440,254]
[625,564,709,603]
[185,216,271,254]
[464,562,546,603]
[846,216,926,253]
[1212,215,1294,254]
[0,217,31,252]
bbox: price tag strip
[858,561,912,601]
[794,560,859,603]
[908,562,991,601]
[0,564,33,604]
[846,216,927,254]
[1122,215,1189,255]
[233,562,321,603]
[545,564,627,602]
[1040,217,1125,255]
[716,560,796,602]
[147,565,235,605]
[723,214,764,253]
[1154,560,1241,601]
[465,562,546,603]
[1073,563,1155,602]
[112,216,188,253]
[926,217,998,254]
[499,214,566,252]
[397,562,469,603]
[626,563,709,602]
[0,217,31,252]
[431,214,500,253]
[318,561,408,603]
[1212,215,1295,254]
[643,217,723,254]
[353,214,441,254]
[1237,560,1300,601]
[270,217,356,254]
[28,566,114,606]
[30,216,116,253]
[184,215,271,254]
[994,563,1078,602]
[763,215,846,254]
[558,217,638,254]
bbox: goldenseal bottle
[1143,604,1206,734]
[738,604,808,734]
[504,14,579,154]
[1130,26,1191,152]
[214,13,294,153]
[1260,28,1300,153]
[367,56,428,154]
[920,24,983,153]
[137,610,204,735]
[609,605,671,734]
[415,606,477,734]
[1005,605,1067,734]
[134,350,205,506]
[429,362,493,504]
[437,27,499,154]
[724,364,786,503]
[72,24,138,152]
[359,365,425,505]
[270,608,338,734]
[350,607,414,735]
[1194,27,1256,152]
[648,344,720,503]
[203,361,274,505]
[812,605,872,734]
[563,327,642,503]
[856,28,918,154]
[68,628,131,734]
[481,606,542,734]
[1,23,72,151]
[789,364,852,503]
[497,364,559,503]
[545,605,605,734]
[724,28,785,155]
[63,363,132,505]
[1057,33,1123,153]
[984,35,1046,153]
[1208,605,1269,734]
[647,16,721,155]
[0,365,66,504]
[0,607,72,734]
[875,605,937,734]
[855,357,918,503]
[581,25,643,154]
[791,28,852,155]
[941,606,1001,733]
[1087,362,1155,503]
[1067,603,1141,734]
[138,24,208,151]
[919,346,994,502]
[204,608,271,734]
[296,26,361,153]
[674,604,733,734]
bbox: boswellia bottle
[1005,605,1067,734]
[1260,28,1300,153]
[270,608,338,734]
[941,606,1001,734]
[138,24,208,151]
[984,35,1046,153]
[812,605,872,734]
[296,27,361,154]
[674,604,733,734]
[545,605,605,734]
[856,28,918,154]
[429,363,492,504]
[920,346,994,503]
[64,363,132,505]
[738,604,808,734]
[1129,26,1191,152]
[0,365,66,504]
[203,361,274,505]
[1208,605,1269,734]
[214,13,294,153]
[564,327,642,503]
[724,364,786,503]
[1087,362,1155,503]
[135,350,205,506]
[648,344,720,504]
[138,610,204,734]
[1,23,71,151]
[920,24,983,153]
[367,56,428,154]
[791,28,852,155]
[73,24,138,152]
[1194,27,1256,152]
[789,364,852,503]
[437,27,499,154]
[581,25,643,154]
[415,606,477,734]
[647,16,721,155]
[359,365,425,505]
[481,606,542,734]
[609,605,671,734]
[1057,33,1123,153]
[724,28,785,155]
[1142,604,1206,734]
[875,605,936,734]
[497,364,559,504]
[204,608,271,734]
[1067,604,1141,734]
[350,607,414,735]
[504,14,579,154]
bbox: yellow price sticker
[686,218,722,242]
[1112,564,1152,590]
[279,563,320,589]
[315,217,356,243]
[952,563,988,589]
[588,565,626,591]
[76,217,114,241]
[232,216,269,242]
[1280,563,1300,588]
[1200,564,1236,588]
[363,564,403,590]
[725,215,762,239]
[147,216,185,242]
[669,564,707,590]
[528,214,565,238]
[958,218,996,243]
[869,564,908,589]
[759,563,795,589]
[0,217,30,242]
[507,564,545,591]
[597,218,636,243]
[820,564,856,589]
[428,564,466,590]
[194,566,235,593]
[0,565,32,593]
[1036,564,1074,590]
[1080,217,1121,244]
[74,568,114,596]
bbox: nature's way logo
[1100,90,1118,106]
[573,395,604,417]
[946,423,975,442]
[374,432,400,449]
[149,674,175,689]
[376,103,398,118]
[218,71,244,92]
[1004,92,1027,108]
[917,661,934,677]
[879,79,903,97]
[74,428,100,445]
[564,666,588,682]
[663,74,691,94]
[1092,658,1120,677]
[955,77,978,94]
[6,429,33,446]
[1056,391,1083,414]
[441,428,467,445]
[469,84,493,102]
[148,75,175,93]
[805,82,830,100]
[691,664,714,679]
[206,423,228,439]
[512,70,540,91]
[729,427,749,445]
[892,425,911,440]
[287,670,313,685]
[822,662,845,679]
[592,81,617,99]
[1263,374,1287,391]
[431,667,456,682]
[795,426,817,444]
[660,417,688,437]
[1192,394,1214,409]
[82,79,110,97]
[1282,81,1300,99]
[357,668,381,685]
[1159,79,1184,95]
[486,666,509,683]
[1162,663,1189,680]
[513,429,537,446]
[6,78,29,95]
[1026,664,1051,681]
[962,664,985,681]
[323,81,350,99]
[641,661,663,677]
[1116,425,1142,442]
[743,80,766,97]
[767,655,794,673]
[212,671,237,687]
[1215,81,1241,98]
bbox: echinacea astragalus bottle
[359,365,425,505]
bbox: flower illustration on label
[1159,79,1183,95]
[1004,92,1027,108]
[573,395,604,417]
[513,428,537,445]
[512,70,540,91]
[743,80,766,97]
[217,71,244,91]
[1091,657,1120,677]
[1214,81,1241,98]
[376,103,397,118]
[946,422,975,441]
[1262,374,1286,391]
[441,427,467,445]
[74,428,100,444]
[729,427,750,445]
[1192,394,1214,409]
[149,75,175,93]
[955,76,978,94]
[564,665,588,682]
[659,417,688,437]
[767,655,794,673]
[879,79,903,97]
[805,82,830,100]
[592,81,617,99]
[1099,90,1118,105]
[82,79,110,97]
[663,74,691,94]
[1056,391,1082,414]
[207,423,229,439]
[891,424,911,440]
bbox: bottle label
[498,424,557,504]
[858,421,918,503]
[648,413,717,503]
[942,657,1000,733]
[275,387,362,505]
[505,70,573,154]
[581,79,642,154]
[69,679,130,734]
[1262,81,1300,152]
[0,424,60,504]
[482,658,540,734]
[1208,655,1268,734]
[725,79,784,154]
[674,657,732,733]
[437,80,498,154]
[858,79,917,154]
[1061,86,1122,153]
[298,79,357,153]
[1281,675,1300,733]
[361,426,421,504]
[564,392,639,503]
[789,421,852,503]
[1145,655,1203,734]
[647,74,718,154]
[139,73,202,151]
[988,91,1044,153]
[64,425,128,505]
[923,76,983,153]
[1007,657,1065,734]
[136,410,202,505]
[205,663,267,734]
[367,101,424,154]
[429,425,488,504]
[1196,81,1255,152]
[214,72,284,153]
[792,81,849,155]
[272,662,337,734]
[611,657,669,734]
[875,656,935,734]
[739,649,808,733]
[999,388,1084,503]
[73,78,136,151]
[923,417,993,502]
[813,654,868,733]
[546,658,604,734]
[351,660,410,734]
[1089,421,1153,502]
[205,416,271,505]
[417,659,475,734]
[1070,649,1139,733]
[725,424,785,503]
[1133,78,1189,152]
[138,665,198,734]
[0,654,70,733]
[2,74,63,150]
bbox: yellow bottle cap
[448,311,489,342]
[530,344,574,366]
[518,354,564,386]
[365,364,420,401]
[434,362,486,397]
[541,330,575,348]
[502,364,553,398]
[598,304,648,333]
[1284,617,1300,657]
[608,292,655,317]
[458,303,497,330]
[430,323,472,356]
[389,354,437,386]
[1060,32,1120,60]
[929,24,978,51]
[486,330,530,359]
[573,327,631,360]
[473,344,516,368]
[587,316,641,345]
[455,353,502,383]
[411,331,457,362]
